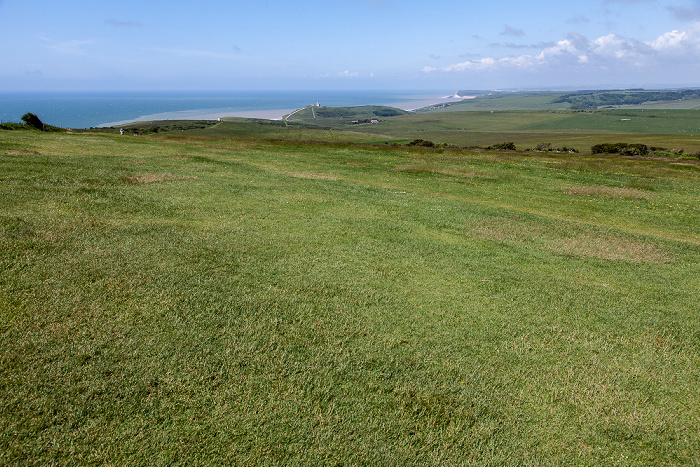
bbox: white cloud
[423,22,700,75]
[648,27,698,53]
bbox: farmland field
[1,119,700,465]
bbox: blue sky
[2,0,700,91]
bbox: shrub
[487,142,516,151]
[591,143,648,156]
[0,122,26,131]
[534,143,579,153]
[408,139,436,147]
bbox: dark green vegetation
[451,89,700,111]
[284,105,407,127]
[2,112,700,465]
[119,120,220,135]
[0,113,65,132]
[551,89,700,109]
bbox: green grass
[446,90,700,111]
[1,127,700,465]
[289,109,700,153]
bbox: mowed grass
[1,129,700,465]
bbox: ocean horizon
[0,90,461,129]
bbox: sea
[0,90,459,129]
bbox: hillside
[276,104,700,153]
[1,127,699,465]
[284,104,407,126]
[443,89,700,111]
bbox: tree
[21,112,45,131]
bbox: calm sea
[0,90,452,129]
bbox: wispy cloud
[147,47,241,60]
[566,14,591,25]
[40,37,96,55]
[501,25,525,37]
[105,18,142,28]
[490,41,556,50]
[423,22,700,74]
[319,70,361,78]
[669,5,700,21]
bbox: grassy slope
[277,90,700,152]
[2,128,700,465]
[449,90,700,111]
[287,108,700,152]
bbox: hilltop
[434,88,700,111]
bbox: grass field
[1,124,700,465]
[285,106,700,153]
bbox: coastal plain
[1,99,700,465]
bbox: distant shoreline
[99,94,467,126]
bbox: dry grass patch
[5,150,39,156]
[286,171,340,181]
[123,173,197,184]
[394,164,479,177]
[467,216,670,263]
[544,233,671,263]
[563,185,650,200]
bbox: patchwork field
[1,122,699,465]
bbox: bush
[487,142,516,151]
[591,143,648,156]
[0,122,27,131]
[408,139,436,147]
[534,143,579,153]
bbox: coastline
[98,94,466,126]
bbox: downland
[1,94,700,465]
